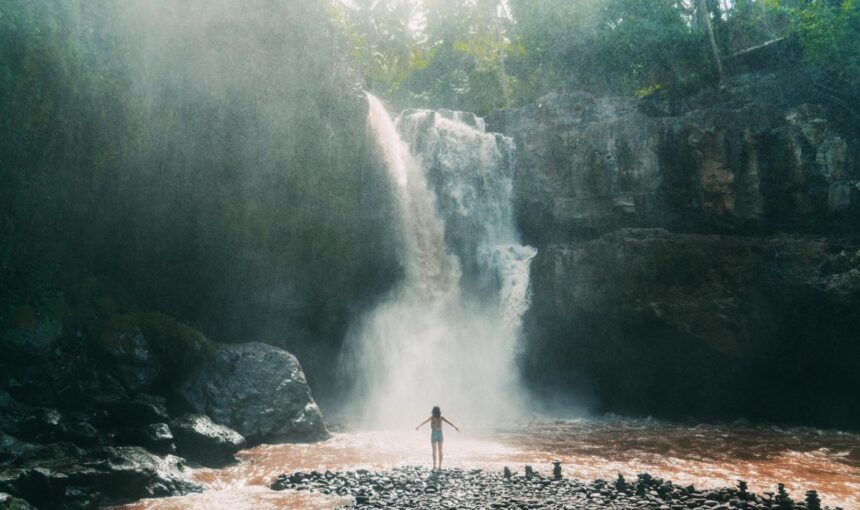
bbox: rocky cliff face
[488,72,859,243]
[488,72,860,428]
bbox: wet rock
[60,485,100,510]
[271,467,832,510]
[79,372,130,414]
[96,393,169,427]
[18,408,62,444]
[0,311,62,364]
[4,340,124,415]
[55,418,101,448]
[0,434,35,468]
[2,404,101,450]
[1,443,200,508]
[116,423,175,455]
[175,342,328,444]
[169,414,245,466]
[96,323,161,394]
[139,423,175,455]
[0,492,37,510]
[0,392,34,441]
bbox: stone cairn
[776,483,794,510]
[552,461,562,481]
[615,473,628,492]
[737,479,750,500]
[806,489,822,510]
[524,465,534,480]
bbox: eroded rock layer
[488,73,860,427]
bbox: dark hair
[432,406,441,418]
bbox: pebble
[269,468,839,510]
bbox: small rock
[170,414,245,466]
[97,393,169,426]
[117,423,175,455]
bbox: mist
[0,1,410,405]
[340,94,535,427]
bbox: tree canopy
[332,0,859,113]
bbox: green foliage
[332,0,516,114]
[509,0,716,97]
[331,0,432,96]
[718,0,785,53]
[332,0,858,107]
[783,0,860,87]
[332,0,726,107]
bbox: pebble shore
[271,465,838,510]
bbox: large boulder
[170,414,245,467]
[176,342,328,444]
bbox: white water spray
[345,94,536,427]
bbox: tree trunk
[698,0,724,82]
[495,16,512,107]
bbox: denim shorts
[431,429,443,443]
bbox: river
[113,418,859,509]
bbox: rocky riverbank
[0,311,328,509]
[272,465,838,510]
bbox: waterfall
[345,94,536,427]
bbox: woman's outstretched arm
[442,417,460,432]
[415,417,431,430]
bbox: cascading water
[345,94,536,427]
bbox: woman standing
[416,406,460,471]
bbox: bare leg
[432,441,438,470]
[438,441,443,470]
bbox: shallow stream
[114,419,860,509]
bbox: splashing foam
[343,94,536,428]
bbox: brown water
[113,419,860,510]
